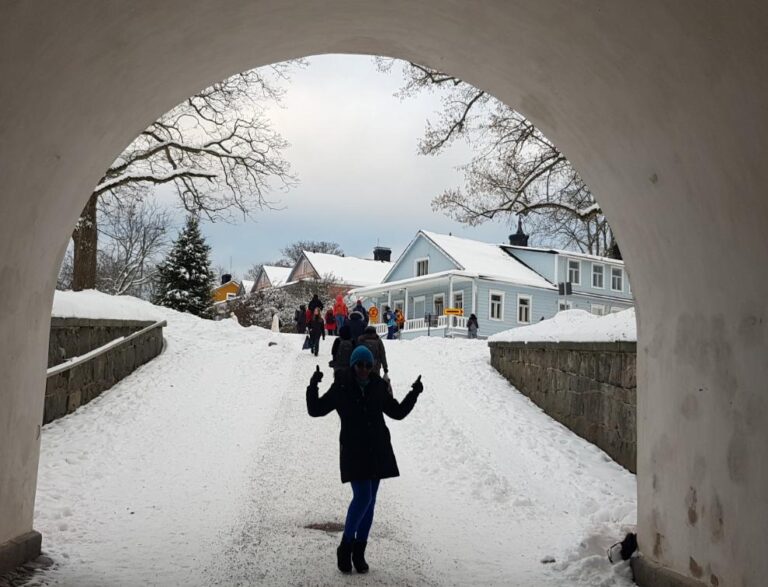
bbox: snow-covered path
[30,306,636,586]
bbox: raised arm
[382,375,423,420]
[306,366,336,417]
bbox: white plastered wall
[1,2,766,584]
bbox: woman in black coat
[306,345,423,574]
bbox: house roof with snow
[502,244,626,265]
[287,251,393,288]
[382,230,556,290]
[262,265,291,287]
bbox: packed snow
[30,293,637,586]
[52,290,166,321]
[489,308,637,343]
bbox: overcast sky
[169,54,515,278]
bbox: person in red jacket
[333,294,349,332]
[325,308,337,336]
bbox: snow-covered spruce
[152,215,214,317]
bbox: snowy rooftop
[489,308,637,343]
[503,244,626,265]
[419,230,556,290]
[262,265,292,287]
[303,251,393,287]
[241,279,254,292]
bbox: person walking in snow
[306,348,423,574]
[383,305,396,340]
[295,304,308,334]
[394,308,405,336]
[348,304,367,343]
[308,293,324,314]
[333,294,349,332]
[307,307,326,357]
[325,308,337,337]
[357,326,388,377]
[351,299,369,327]
[467,313,479,339]
[330,324,354,379]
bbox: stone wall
[44,318,164,424]
[488,341,636,473]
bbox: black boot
[352,540,369,573]
[337,538,353,573]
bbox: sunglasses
[354,362,374,370]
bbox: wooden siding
[386,234,458,282]
[212,281,240,302]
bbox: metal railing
[47,320,167,377]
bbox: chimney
[508,217,529,247]
[221,273,232,285]
[373,246,391,262]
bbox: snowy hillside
[32,293,637,586]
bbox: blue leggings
[343,479,380,542]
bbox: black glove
[310,365,323,386]
[411,375,423,394]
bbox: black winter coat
[307,371,420,483]
[348,312,366,342]
[308,316,326,340]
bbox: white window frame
[393,299,404,312]
[559,301,573,312]
[452,290,464,310]
[610,306,623,314]
[489,290,505,321]
[611,266,624,292]
[592,263,605,289]
[517,294,532,324]
[591,303,605,316]
[414,257,429,277]
[226,292,237,300]
[568,259,581,285]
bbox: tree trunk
[72,193,98,291]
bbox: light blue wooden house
[348,228,633,339]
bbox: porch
[373,315,471,339]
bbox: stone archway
[1,2,766,585]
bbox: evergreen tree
[153,216,214,316]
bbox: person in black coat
[307,307,326,357]
[306,345,423,574]
[308,293,324,313]
[295,304,307,334]
[347,307,366,343]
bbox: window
[452,291,464,310]
[226,292,237,300]
[568,259,581,285]
[592,264,604,288]
[591,303,605,316]
[559,301,573,312]
[433,293,445,316]
[517,295,531,324]
[489,290,504,321]
[415,258,429,276]
[394,300,404,313]
[610,306,623,314]
[611,267,624,291]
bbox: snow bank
[488,308,637,343]
[52,290,167,321]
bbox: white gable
[262,265,291,286]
